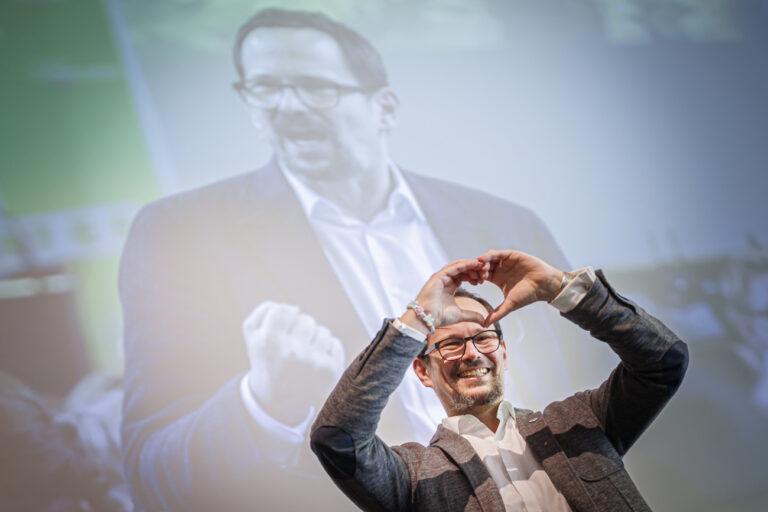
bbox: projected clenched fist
[243,301,345,425]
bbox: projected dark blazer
[119,160,575,511]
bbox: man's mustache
[453,359,495,376]
[272,113,329,135]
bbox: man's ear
[412,358,433,388]
[373,87,399,131]
[500,339,508,371]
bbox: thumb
[456,308,487,326]
[483,299,519,327]
[484,280,541,325]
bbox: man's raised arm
[310,259,488,510]
[477,249,689,456]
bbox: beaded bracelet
[407,300,436,335]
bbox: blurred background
[1,0,767,510]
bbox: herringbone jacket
[311,271,688,511]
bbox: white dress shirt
[240,161,449,446]
[443,402,572,512]
[281,161,448,337]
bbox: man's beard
[447,373,504,413]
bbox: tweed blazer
[311,271,688,511]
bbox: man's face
[413,297,507,417]
[239,27,390,180]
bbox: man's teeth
[458,368,489,378]
[290,137,320,145]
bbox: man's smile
[277,122,332,154]
[456,368,490,379]
[450,361,497,385]
[284,134,328,149]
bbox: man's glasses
[421,329,502,362]
[233,79,369,110]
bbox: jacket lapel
[226,163,414,440]
[404,171,492,260]
[431,425,506,512]
[220,162,370,357]
[515,409,596,512]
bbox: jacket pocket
[568,444,624,482]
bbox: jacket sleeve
[310,321,422,511]
[119,201,304,511]
[562,270,689,456]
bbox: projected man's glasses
[233,79,369,109]
[421,329,502,362]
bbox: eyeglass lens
[438,330,499,360]
[240,83,340,109]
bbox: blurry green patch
[0,0,156,371]
[70,257,123,371]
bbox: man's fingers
[452,269,486,287]
[243,300,281,330]
[446,260,490,286]
[261,303,301,333]
[483,286,530,326]
[484,304,510,327]
[441,258,483,278]
[432,260,487,292]
[457,309,487,326]
[289,312,317,340]
[313,327,346,373]
[477,249,516,263]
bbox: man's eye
[440,340,464,351]
[246,83,278,93]
[301,85,336,95]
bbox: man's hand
[477,250,565,326]
[242,301,345,425]
[402,259,490,331]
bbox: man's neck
[292,160,394,222]
[450,400,503,433]
[472,402,502,433]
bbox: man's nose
[275,86,308,112]
[461,340,482,361]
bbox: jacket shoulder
[124,165,283,247]
[138,168,270,221]
[542,393,602,432]
[403,170,541,220]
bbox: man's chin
[448,378,504,412]
[454,375,495,393]
[279,154,337,180]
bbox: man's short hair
[233,8,389,90]
[419,288,503,359]
[453,287,503,338]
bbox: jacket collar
[429,425,506,512]
[430,408,598,512]
[515,410,596,512]
[403,171,494,260]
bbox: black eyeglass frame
[232,79,371,109]
[420,329,502,361]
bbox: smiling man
[311,251,689,511]
[414,289,508,423]
[120,8,582,511]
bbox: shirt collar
[442,401,516,440]
[279,159,427,225]
[495,400,516,440]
